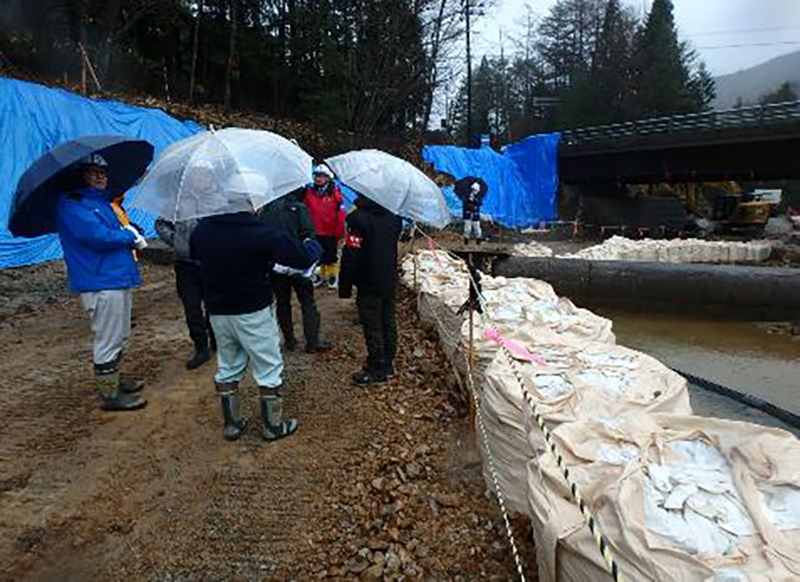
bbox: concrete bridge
[558,101,800,185]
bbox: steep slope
[713,49,800,108]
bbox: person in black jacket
[258,190,332,353]
[155,218,215,370]
[339,195,403,385]
[191,210,322,442]
[454,176,488,244]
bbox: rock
[406,462,422,479]
[361,563,385,581]
[384,552,401,576]
[347,557,370,574]
[435,493,459,508]
[371,478,385,492]
[358,548,373,560]
[412,347,425,358]
[368,538,390,551]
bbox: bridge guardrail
[561,101,800,146]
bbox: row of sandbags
[401,249,800,581]
[561,236,774,264]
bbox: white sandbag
[528,413,800,582]
[561,236,773,264]
[513,241,555,258]
[479,331,691,515]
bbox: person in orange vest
[303,164,346,289]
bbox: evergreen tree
[690,62,717,111]
[759,81,798,105]
[561,0,635,126]
[627,0,696,117]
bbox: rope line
[410,238,527,581]
[409,229,623,582]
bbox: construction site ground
[0,261,536,581]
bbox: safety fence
[561,100,800,146]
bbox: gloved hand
[303,238,323,263]
[124,225,148,250]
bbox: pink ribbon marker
[484,328,544,366]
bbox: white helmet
[77,153,109,169]
[312,164,334,179]
[470,181,481,194]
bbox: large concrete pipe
[493,257,800,320]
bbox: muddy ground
[0,261,537,581]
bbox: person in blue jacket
[55,154,149,411]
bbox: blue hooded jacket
[55,187,140,294]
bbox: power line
[686,25,800,37]
[697,40,800,50]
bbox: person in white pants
[55,154,149,411]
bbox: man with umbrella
[324,149,450,385]
[190,182,323,441]
[55,154,149,411]
[455,176,489,245]
[338,195,403,385]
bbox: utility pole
[465,0,472,139]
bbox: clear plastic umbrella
[131,128,312,221]
[325,149,450,228]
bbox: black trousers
[318,236,339,265]
[356,291,397,373]
[175,261,214,350]
[272,273,321,347]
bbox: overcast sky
[473,0,800,76]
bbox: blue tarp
[503,133,561,223]
[423,132,561,228]
[0,78,203,268]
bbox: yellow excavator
[632,182,775,230]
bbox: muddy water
[602,311,800,417]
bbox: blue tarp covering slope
[0,78,203,268]
[423,145,535,227]
[503,133,561,223]
[423,133,561,228]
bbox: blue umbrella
[9,135,154,238]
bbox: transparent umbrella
[131,128,313,221]
[325,149,450,228]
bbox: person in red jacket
[304,164,346,289]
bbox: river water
[601,310,800,423]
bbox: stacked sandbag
[528,413,800,581]
[479,328,691,514]
[401,251,615,384]
[561,236,774,264]
[401,251,469,358]
[513,241,554,258]
[458,276,615,386]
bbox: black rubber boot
[283,336,297,352]
[352,368,388,386]
[305,340,332,353]
[119,377,145,394]
[216,381,247,441]
[259,386,297,441]
[95,365,147,411]
[186,346,211,370]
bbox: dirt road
[0,263,535,581]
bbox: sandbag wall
[562,235,774,264]
[401,249,800,581]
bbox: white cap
[471,182,481,194]
[313,164,334,179]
